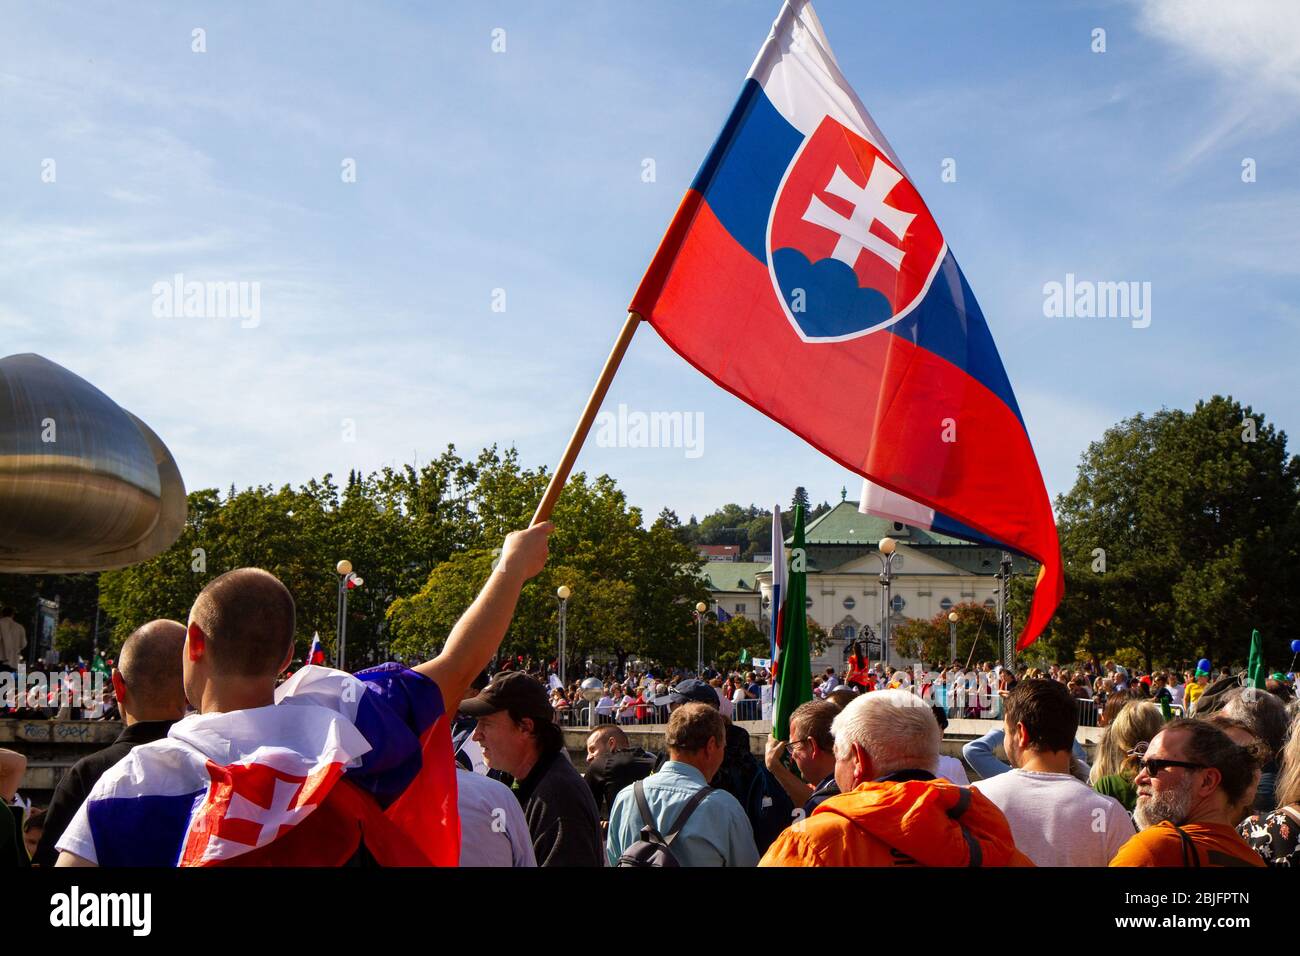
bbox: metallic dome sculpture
[0,353,186,573]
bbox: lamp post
[580,676,604,731]
[556,585,571,687]
[695,601,708,676]
[948,610,959,662]
[877,537,897,669]
[994,552,1014,669]
[335,560,363,672]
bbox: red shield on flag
[767,116,945,341]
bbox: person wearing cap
[466,671,602,866]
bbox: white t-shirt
[456,768,536,867]
[935,755,970,786]
[972,768,1134,867]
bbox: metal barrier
[731,698,763,722]
[552,702,670,727]
[1077,697,1100,728]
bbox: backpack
[740,758,796,854]
[615,780,713,867]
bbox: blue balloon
[1291,640,1300,654]
[1197,658,1211,672]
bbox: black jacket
[514,750,603,867]
[585,747,659,820]
[34,719,176,866]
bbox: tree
[891,603,996,665]
[1016,396,1300,671]
[791,486,811,516]
[712,616,766,670]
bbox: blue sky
[2,0,1298,523]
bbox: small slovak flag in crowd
[630,0,1062,648]
[308,631,326,666]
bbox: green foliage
[1014,396,1300,671]
[386,460,707,671]
[53,619,94,661]
[892,602,996,664]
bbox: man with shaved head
[57,521,554,867]
[33,619,187,866]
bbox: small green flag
[91,653,110,678]
[740,648,750,664]
[1159,696,1173,722]
[1248,629,1266,690]
[773,505,812,742]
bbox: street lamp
[580,676,604,730]
[695,601,708,676]
[948,610,959,662]
[994,552,1014,669]
[556,585,572,687]
[336,560,363,672]
[877,536,897,670]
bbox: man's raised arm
[414,522,553,706]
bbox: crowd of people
[3,520,1298,869]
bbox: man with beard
[1110,718,1265,867]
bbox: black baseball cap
[669,678,719,708]
[459,671,552,723]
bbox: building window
[842,596,855,610]
[844,625,856,639]
[984,598,996,609]
[891,595,906,613]
[805,596,813,609]
[736,603,746,614]
[940,597,953,611]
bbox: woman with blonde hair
[1239,711,1300,867]
[1089,699,1165,812]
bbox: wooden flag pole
[530,310,642,526]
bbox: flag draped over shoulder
[773,505,811,741]
[57,664,458,867]
[1248,629,1266,690]
[629,0,1062,649]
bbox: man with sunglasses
[1110,718,1265,867]
[764,699,840,814]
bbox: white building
[705,501,1034,674]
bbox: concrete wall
[2,718,123,799]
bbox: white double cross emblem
[801,156,915,271]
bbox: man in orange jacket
[759,689,1032,867]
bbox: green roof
[701,561,768,592]
[799,501,979,547]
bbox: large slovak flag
[630,0,1062,647]
[56,664,458,866]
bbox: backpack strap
[632,780,667,845]
[944,786,983,868]
[663,786,714,846]
[1173,825,1201,867]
